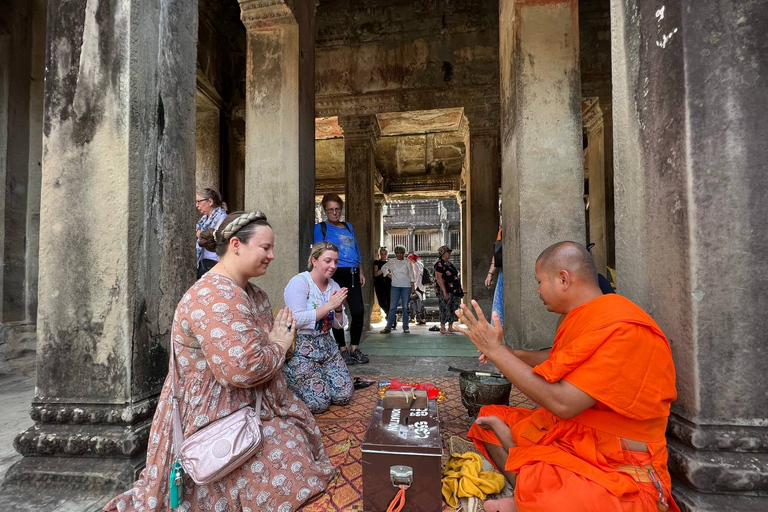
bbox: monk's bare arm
[510,349,550,367]
[457,301,595,419]
[486,345,595,418]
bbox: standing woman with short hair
[314,193,369,366]
[195,188,228,278]
[379,245,417,334]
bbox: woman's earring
[235,250,239,256]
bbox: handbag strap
[169,340,263,460]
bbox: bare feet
[483,497,516,512]
[475,416,515,450]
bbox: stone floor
[0,325,495,511]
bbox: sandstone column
[338,114,379,330]
[582,98,607,275]
[465,119,500,315]
[612,1,768,510]
[499,0,585,349]
[374,194,384,249]
[457,190,468,296]
[6,0,197,490]
[239,0,315,302]
[370,195,384,323]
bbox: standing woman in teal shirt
[314,193,369,366]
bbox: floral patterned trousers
[437,291,461,324]
[283,332,354,413]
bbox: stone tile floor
[0,327,495,511]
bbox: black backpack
[493,240,503,269]
[320,221,351,240]
[421,267,431,285]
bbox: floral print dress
[104,273,335,512]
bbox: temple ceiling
[315,109,467,196]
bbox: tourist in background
[379,245,417,334]
[314,193,369,366]
[485,227,504,326]
[408,252,428,325]
[195,187,228,278]
[373,246,395,328]
[434,245,463,335]
[283,242,354,413]
[104,211,334,512]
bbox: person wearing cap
[434,245,463,334]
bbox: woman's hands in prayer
[329,288,348,311]
[455,300,504,360]
[269,307,297,353]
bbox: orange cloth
[467,294,679,512]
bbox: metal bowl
[459,372,512,418]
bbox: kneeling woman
[283,242,354,413]
[104,211,335,512]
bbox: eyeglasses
[196,198,209,204]
[325,208,341,213]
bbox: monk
[456,241,678,512]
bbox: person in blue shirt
[314,193,369,366]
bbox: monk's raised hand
[455,301,504,356]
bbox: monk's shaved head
[536,241,598,283]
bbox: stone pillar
[339,114,379,331]
[195,93,221,191]
[439,200,450,246]
[374,194,384,249]
[612,2,768,510]
[370,195,384,323]
[465,120,500,315]
[457,190,468,297]
[582,98,607,275]
[0,0,34,325]
[5,0,198,491]
[239,0,315,302]
[408,226,416,253]
[499,0,585,349]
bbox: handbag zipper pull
[170,460,183,509]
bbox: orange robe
[467,294,679,512]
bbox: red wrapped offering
[389,379,441,400]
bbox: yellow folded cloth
[441,452,506,507]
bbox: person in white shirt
[379,245,417,334]
[282,242,354,413]
[408,252,428,325]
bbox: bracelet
[488,272,494,275]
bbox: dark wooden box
[361,399,443,512]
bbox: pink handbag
[170,343,263,485]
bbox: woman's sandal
[428,325,441,332]
[353,377,375,389]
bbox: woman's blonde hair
[307,242,339,271]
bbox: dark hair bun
[198,229,217,252]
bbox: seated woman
[283,242,354,413]
[104,211,335,512]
